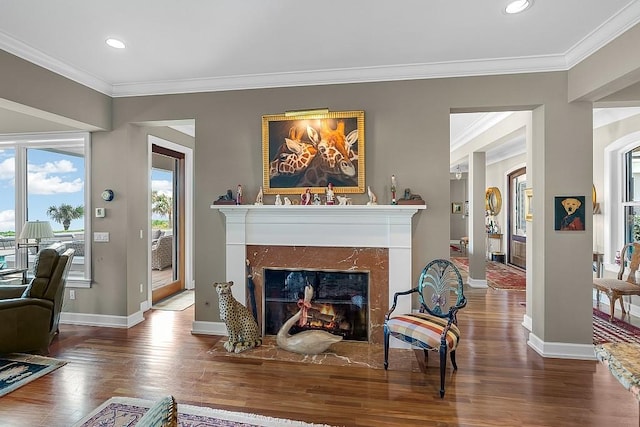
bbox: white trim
[467,278,488,288]
[0,3,639,97]
[522,314,532,331]
[191,320,228,336]
[60,310,144,328]
[147,136,195,305]
[527,332,596,360]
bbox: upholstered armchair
[0,246,75,355]
[151,235,173,270]
[384,259,466,398]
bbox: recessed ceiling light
[505,0,532,14]
[106,38,126,49]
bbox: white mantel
[210,204,425,318]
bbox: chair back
[417,259,466,318]
[619,242,640,284]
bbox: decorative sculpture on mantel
[276,285,343,355]
[367,186,378,205]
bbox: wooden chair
[384,259,466,398]
[593,242,640,321]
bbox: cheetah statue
[214,281,262,353]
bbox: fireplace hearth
[264,268,369,341]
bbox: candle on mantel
[391,175,397,205]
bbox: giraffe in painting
[307,121,358,178]
[269,127,318,178]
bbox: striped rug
[593,308,640,345]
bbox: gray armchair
[0,246,75,355]
[151,235,173,270]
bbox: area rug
[74,396,334,426]
[593,308,640,345]
[452,256,525,290]
[0,354,66,397]
[152,290,194,311]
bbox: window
[0,132,91,286]
[623,146,640,246]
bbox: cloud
[0,209,15,232]
[152,179,173,197]
[0,157,15,180]
[28,172,84,195]
[29,159,76,174]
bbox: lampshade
[19,220,54,240]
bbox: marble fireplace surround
[210,205,425,346]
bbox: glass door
[151,145,185,303]
[508,167,527,269]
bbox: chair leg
[608,293,615,321]
[439,345,447,398]
[383,329,390,370]
[423,349,429,365]
[450,349,457,371]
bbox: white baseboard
[527,332,596,360]
[467,278,488,288]
[522,314,532,331]
[60,310,145,328]
[191,320,227,336]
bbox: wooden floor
[1,279,638,425]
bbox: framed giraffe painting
[262,110,365,195]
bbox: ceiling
[1,1,640,163]
[0,1,638,97]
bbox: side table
[0,267,28,285]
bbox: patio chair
[384,259,467,398]
[151,235,173,270]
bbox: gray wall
[4,18,640,349]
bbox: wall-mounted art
[554,195,585,231]
[525,188,533,222]
[262,110,365,194]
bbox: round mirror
[485,187,502,215]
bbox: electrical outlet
[69,290,76,300]
[140,283,144,293]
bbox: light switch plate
[95,207,105,218]
[94,232,109,242]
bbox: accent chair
[384,259,467,398]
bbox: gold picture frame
[262,110,365,195]
[525,188,533,221]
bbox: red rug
[593,307,640,345]
[451,257,525,291]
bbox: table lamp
[18,220,54,269]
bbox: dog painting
[554,196,586,231]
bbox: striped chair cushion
[137,395,178,427]
[387,313,460,351]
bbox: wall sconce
[455,165,462,180]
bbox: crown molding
[110,55,568,97]
[565,0,640,68]
[0,30,112,95]
[2,3,640,98]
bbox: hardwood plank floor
[1,282,638,426]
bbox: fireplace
[210,204,425,348]
[263,268,369,341]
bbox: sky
[0,147,172,233]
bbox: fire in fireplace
[263,268,369,341]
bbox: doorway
[508,167,527,269]
[150,143,185,303]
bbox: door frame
[507,165,527,269]
[147,136,194,307]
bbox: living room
[1,1,640,425]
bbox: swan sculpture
[276,285,343,355]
